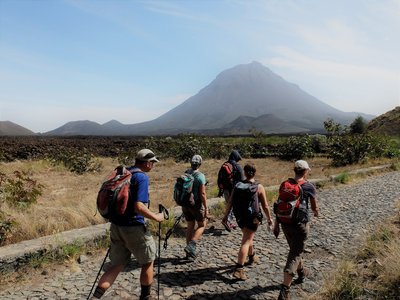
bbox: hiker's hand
[155,212,164,222]
[273,223,280,238]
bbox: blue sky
[0,0,399,133]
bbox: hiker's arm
[258,185,273,225]
[310,196,319,217]
[134,202,164,222]
[199,184,208,218]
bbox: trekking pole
[158,204,169,300]
[87,246,110,300]
[163,213,184,250]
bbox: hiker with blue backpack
[273,160,319,300]
[91,149,164,300]
[178,154,208,260]
[222,163,273,281]
[218,150,245,230]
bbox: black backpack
[232,181,263,223]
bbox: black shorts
[237,217,259,232]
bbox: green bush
[333,172,350,184]
[0,211,16,246]
[48,150,103,174]
[277,135,314,160]
[0,171,44,209]
[327,134,393,167]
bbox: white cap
[294,160,310,170]
[191,154,202,164]
[135,149,159,162]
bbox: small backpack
[217,161,235,190]
[173,173,196,207]
[232,181,263,223]
[96,166,138,220]
[273,178,306,224]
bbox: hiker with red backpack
[91,149,165,300]
[273,160,319,300]
[222,163,273,281]
[218,150,245,230]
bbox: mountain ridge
[2,62,379,136]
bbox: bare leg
[186,220,195,244]
[97,264,125,290]
[237,228,255,265]
[140,261,154,286]
[191,219,207,242]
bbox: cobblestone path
[1,171,399,300]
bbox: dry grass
[311,201,400,300]
[0,156,396,245]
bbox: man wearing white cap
[182,154,208,259]
[277,160,319,300]
[92,149,164,300]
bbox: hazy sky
[1,0,399,133]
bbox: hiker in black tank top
[222,163,273,281]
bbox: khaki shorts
[109,223,156,266]
[182,205,205,222]
[281,222,309,276]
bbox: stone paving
[0,171,399,300]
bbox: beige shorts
[109,223,156,266]
[182,205,205,222]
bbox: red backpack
[96,166,139,220]
[217,161,235,190]
[274,178,305,224]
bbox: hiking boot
[139,295,153,300]
[246,253,260,265]
[277,284,290,300]
[233,267,247,281]
[229,222,237,230]
[184,241,197,258]
[293,267,310,284]
[92,286,106,299]
[221,220,232,232]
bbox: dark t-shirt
[300,181,317,202]
[298,180,317,223]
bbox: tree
[349,116,367,134]
[323,118,346,135]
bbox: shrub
[333,172,350,184]
[277,135,314,160]
[0,211,16,246]
[0,171,44,209]
[48,150,103,174]
[310,134,329,154]
[327,134,393,167]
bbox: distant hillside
[0,121,35,136]
[44,120,126,136]
[367,106,400,136]
[221,114,308,134]
[43,61,375,136]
